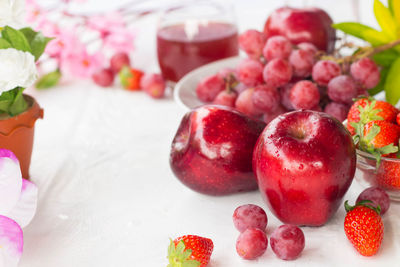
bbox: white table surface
[19,0,400,266]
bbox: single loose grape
[236,228,268,260]
[270,225,305,261]
[233,204,268,233]
[356,187,390,215]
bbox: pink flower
[62,50,104,78]
[25,0,46,23]
[104,27,135,54]
[88,12,125,38]
[45,30,84,59]
[0,216,23,266]
[0,149,39,267]
[36,17,59,37]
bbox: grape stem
[320,38,400,64]
[355,39,400,58]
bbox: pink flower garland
[27,0,135,80]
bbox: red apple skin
[264,7,336,53]
[253,110,355,226]
[170,105,266,196]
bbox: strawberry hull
[170,105,266,196]
[253,110,356,226]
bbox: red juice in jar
[157,22,238,82]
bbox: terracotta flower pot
[0,95,43,179]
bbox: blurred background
[30,0,378,73]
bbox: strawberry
[376,155,400,189]
[119,66,144,91]
[353,120,399,167]
[344,200,384,256]
[362,120,400,153]
[347,98,398,135]
[168,235,213,267]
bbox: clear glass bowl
[355,149,400,201]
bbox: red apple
[264,7,336,53]
[253,110,355,226]
[170,105,266,195]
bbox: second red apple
[253,110,356,226]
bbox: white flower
[0,48,37,93]
[0,0,25,28]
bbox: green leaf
[168,239,175,256]
[372,49,399,67]
[182,261,201,267]
[377,143,399,154]
[18,28,37,43]
[374,0,398,40]
[176,241,185,255]
[20,27,53,61]
[119,65,132,87]
[369,67,389,96]
[364,124,380,142]
[0,38,12,49]
[384,57,400,105]
[371,150,382,168]
[182,250,192,259]
[8,88,27,116]
[363,29,392,46]
[1,26,31,53]
[358,100,383,123]
[332,22,389,46]
[36,70,61,89]
[0,89,18,113]
[167,239,201,267]
[0,88,28,116]
[0,99,13,113]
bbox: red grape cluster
[195,29,381,123]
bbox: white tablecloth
[19,0,400,266]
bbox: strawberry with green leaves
[347,98,398,135]
[119,66,144,91]
[344,200,384,257]
[359,120,400,159]
[349,98,400,166]
[168,235,213,267]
